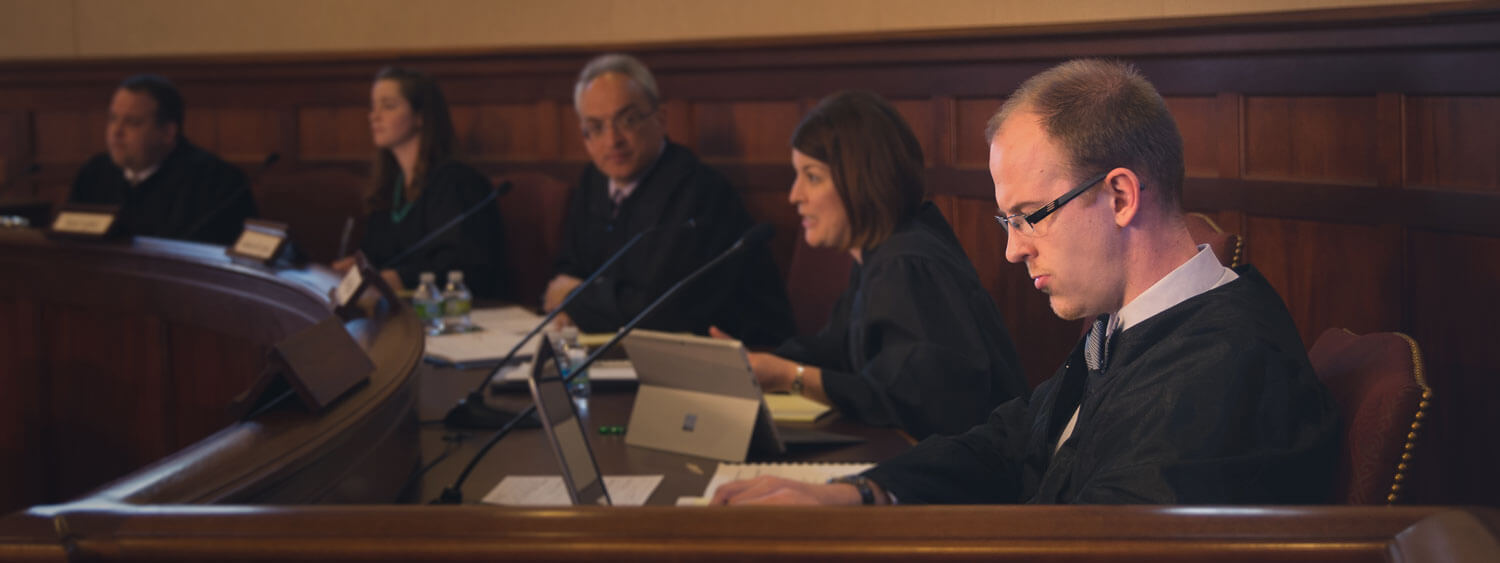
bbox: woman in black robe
[720,91,1026,439]
[333,66,506,299]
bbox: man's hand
[710,476,864,506]
[544,275,583,311]
[331,256,357,274]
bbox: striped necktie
[1084,314,1110,372]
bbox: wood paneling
[451,101,560,162]
[185,108,283,164]
[0,298,44,513]
[890,99,935,168]
[166,327,265,448]
[43,306,170,502]
[954,98,1003,169]
[32,109,103,164]
[1406,96,1500,193]
[1165,96,1219,178]
[1244,96,1379,185]
[1246,216,1403,349]
[1405,228,1500,507]
[693,101,802,164]
[297,106,370,161]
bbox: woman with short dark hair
[727,91,1026,439]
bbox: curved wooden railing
[0,226,424,510]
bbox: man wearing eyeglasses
[545,53,793,346]
[714,59,1338,506]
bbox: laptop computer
[621,329,861,462]
[524,334,612,506]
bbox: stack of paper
[763,393,833,422]
[424,306,544,366]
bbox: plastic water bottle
[557,326,590,406]
[441,270,473,333]
[412,271,445,335]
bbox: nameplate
[330,250,402,319]
[232,229,283,260]
[334,265,364,307]
[226,219,291,267]
[45,207,122,243]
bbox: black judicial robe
[775,203,1026,440]
[360,160,506,299]
[68,140,256,245]
[863,266,1340,504]
[553,141,793,347]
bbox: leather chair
[1308,328,1434,504]
[784,234,853,337]
[252,165,368,264]
[492,171,571,307]
[1184,212,1242,268]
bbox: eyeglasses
[580,106,656,140]
[994,170,1111,237]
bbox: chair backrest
[252,165,368,264]
[784,234,853,337]
[1184,212,1242,268]
[493,171,571,306]
[1308,328,1433,504]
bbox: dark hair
[368,66,457,212]
[791,90,925,251]
[118,74,184,128]
[986,59,1184,209]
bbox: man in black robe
[545,54,793,346]
[713,59,1339,505]
[68,74,255,245]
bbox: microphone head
[495,180,515,196]
[741,223,774,246]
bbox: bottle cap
[447,270,464,282]
[419,271,436,283]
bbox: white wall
[0,0,1457,60]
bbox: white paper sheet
[424,306,544,365]
[481,475,663,506]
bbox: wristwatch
[791,364,805,395]
[828,474,877,505]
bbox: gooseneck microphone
[186,152,279,242]
[381,180,511,269]
[441,217,699,429]
[432,223,775,504]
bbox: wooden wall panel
[1244,97,1379,184]
[43,306,170,502]
[693,101,801,164]
[935,194,1078,387]
[297,106,371,162]
[557,107,590,163]
[890,99,935,168]
[0,298,45,514]
[32,109,103,165]
[184,108,283,165]
[1406,96,1500,193]
[451,101,560,162]
[954,98,1002,170]
[1246,216,1403,349]
[1405,228,1500,506]
[1165,96,1219,178]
